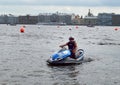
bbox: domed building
[84,9,97,26]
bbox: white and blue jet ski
[47,48,84,66]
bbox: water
[0,25,120,85]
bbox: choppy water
[0,24,120,85]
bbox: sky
[0,0,120,16]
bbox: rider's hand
[59,45,63,48]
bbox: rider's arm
[59,42,68,48]
[73,41,77,53]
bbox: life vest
[67,41,76,50]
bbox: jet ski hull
[47,49,84,66]
[47,58,83,66]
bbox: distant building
[8,14,18,25]
[97,13,115,26]
[0,15,5,24]
[38,12,72,25]
[38,13,51,23]
[18,15,38,24]
[71,14,81,25]
[112,15,120,26]
[0,15,8,24]
[50,14,59,22]
[1,12,120,26]
[84,9,97,25]
[79,18,84,25]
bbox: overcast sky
[0,0,120,16]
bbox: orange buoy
[20,27,25,33]
[76,26,78,29]
[114,28,118,31]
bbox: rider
[59,37,77,59]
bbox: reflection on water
[0,25,120,85]
[49,66,81,85]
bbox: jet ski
[47,48,84,66]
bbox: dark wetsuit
[67,41,77,59]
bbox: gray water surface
[0,25,120,85]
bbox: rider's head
[69,37,74,41]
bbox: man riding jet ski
[59,37,77,59]
[47,37,84,66]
